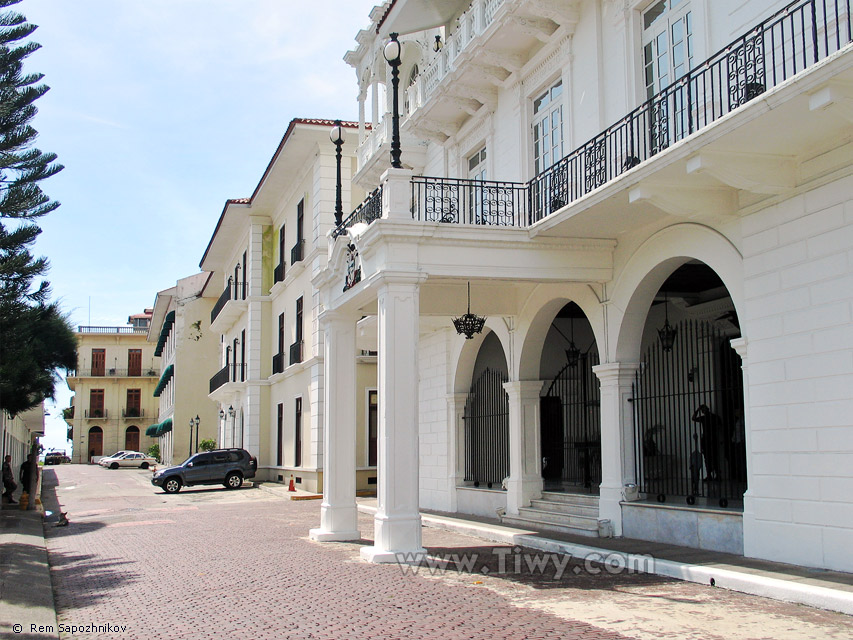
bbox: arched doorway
[125,426,140,452]
[631,261,745,507]
[538,302,601,492]
[462,332,509,488]
[87,426,103,460]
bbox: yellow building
[66,312,161,463]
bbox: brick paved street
[41,466,853,640]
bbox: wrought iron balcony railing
[274,262,285,284]
[210,280,248,324]
[208,362,246,393]
[336,0,852,238]
[411,177,528,226]
[289,340,303,366]
[122,408,144,419]
[68,368,158,378]
[272,352,285,375]
[84,409,108,419]
[333,186,383,239]
[291,240,305,264]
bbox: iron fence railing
[412,176,529,226]
[122,408,144,418]
[84,409,108,419]
[210,279,247,324]
[274,262,285,284]
[332,186,383,239]
[208,363,246,393]
[530,0,853,223]
[289,340,303,366]
[272,352,285,375]
[291,239,305,264]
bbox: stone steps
[501,491,601,537]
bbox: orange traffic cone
[288,475,296,492]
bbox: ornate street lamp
[188,417,194,458]
[433,35,443,52]
[452,282,486,339]
[228,405,236,449]
[218,408,225,449]
[383,32,403,169]
[193,415,200,453]
[330,120,345,226]
[658,290,677,353]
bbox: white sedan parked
[98,451,135,467]
[104,452,157,469]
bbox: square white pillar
[592,362,640,536]
[310,310,360,542]
[361,277,426,563]
[503,380,545,515]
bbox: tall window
[294,397,303,467]
[127,349,142,376]
[278,313,285,355]
[532,80,564,175]
[296,200,304,244]
[279,225,286,266]
[240,329,246,382]
[276,403,283,467]
[368,390,378,467]
[126,389,141,417]
[295,297,303,344]
[642,0,693,99]
[92,349,105,376]
[90,389,104,417]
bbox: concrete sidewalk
[0,506,59,640]
[357,499,853,616]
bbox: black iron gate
[540,352,601,491]
[632,320,746,507]
[463,368,509,488]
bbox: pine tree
[0,0,75,416]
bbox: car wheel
[140,462,149,469]
[163,477,182,494]
[110,462,119,470]
[224,472,243,489]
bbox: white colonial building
[200,118,377,493]
[307,0,853,572]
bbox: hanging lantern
[658,290,677,352]
[452,282,486,339]
[565,316,580,366]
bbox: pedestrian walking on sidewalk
[19,453,38,508]
[2,454,17,503]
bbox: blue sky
[21,0,377,449]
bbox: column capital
[503,380,545,400]
[318,308,360,326]
[592,362,641,384]
[370,270,428,292]
[730,336,747,361]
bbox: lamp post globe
[330,120,345,226]
[383,33,403,169]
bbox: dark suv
[151,448,257,494]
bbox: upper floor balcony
[209,362,246,395]
[338,0,853,240]
[210,278,248,334]
[77,325,149,335]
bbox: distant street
[41,465,852,640]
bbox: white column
[593,362,640,536]
[361,277,425,563]
[503,380,545,515]
[310,310,360,542]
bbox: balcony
[210,279,248,333]
[289,341,303,366]
[332,186,383,239]
[337,0,853,238]
[84,409,108,419]
[122,408,144,419]
[77,326,148,334]
[209,363,246,394]
[67,368,159,378]
[272,352,285,375]
[290,240,305,265]
[274,262,285,285]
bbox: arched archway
[87,426,103,460]
[630,260,745,508]
[462,331,510,488]
[537,302,601,492]
[125,425,140,452]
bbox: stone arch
[125,425,140,452]
[609,223,744,363]
[452,317,512,394]
[515,283,605,381]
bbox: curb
[356,503,853,616]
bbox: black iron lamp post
[383,32,403,169]
[330,120,345,226]
[188,417,194,458]
[193,415,200,453]
[218,408,225,448]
